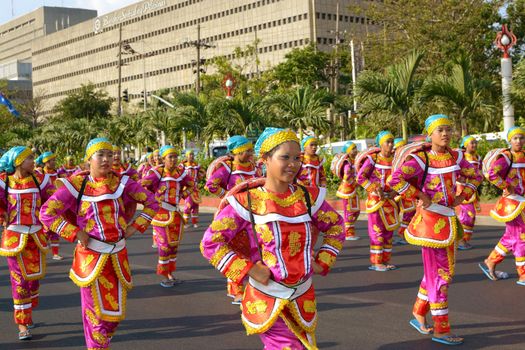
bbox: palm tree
[420,54,496,136]
[356,50,424,141]
[267,86,331,138]
[212,96,271,136]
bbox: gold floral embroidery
[250,188,304,208]
[255,224,274,243]
[81,255,95,273]
[373,225,382,234]
[245,300,268,314]
[92,331,106,345]
[317,210,338,224]
[211,217,237,232]
[428,152,452,161]
[318,251,335,266]
[16,286,28,296]
[434,219,446,234]
[324,237,343,251]
[85,309,100,326]
[104,293,119,310]
[402,166,415,175]
[45,199,64,215]
[10,271,21,284]
[467,211,474,218]
[129,191,147,202]
[289,232,301,257]
[225,258,248,281]
[326,225,343,236]
[303,300,316,313]
[5,236,18,247]
[211,232,225,243]
[209,246,230,267]
[432,192,444,203]
[413,214,423,227]
[262,250,277,267]
[99,276,114,289]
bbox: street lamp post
[495,24,517,132]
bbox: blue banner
[0,93,20,117]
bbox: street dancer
[480,126,525,286]
[297,135,326,188]
[39,137,159,349]
[201,127,345,349]
[393,138,412,246]
[141,145,193,287]
[181,150,205,228]
[356,131,400,271]
[58,156,80,177]
[332,140,361,240]
[457,135,482,250]
[0,146,55,340]
[389,114,482,345]
[204,135,258,304]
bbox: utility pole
[117,23,123,116]
[142,41,147,112]
[187,24,214,94]
[333,0,340,95]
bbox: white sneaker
[193,224,199,228]
[52,255,64,260]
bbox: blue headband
[0,146,32,174]
[227,135,252,154]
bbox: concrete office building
[0,6,97,101]
[30,0,370,116]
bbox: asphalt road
[1,213,524,350]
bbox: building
[30,0,370,116]
[0,6,97,102]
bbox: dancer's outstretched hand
[124,226,137,239]
[248,261,271,285]
[416,192,431,208]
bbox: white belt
[6,224,42,234]
[505,194,525,202]
[425,204,455,217]
[85,238,126,254]
[161,201,179,211]
[248,277,312,301]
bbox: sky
[1,0,139,25]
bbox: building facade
[30,0,370,116]
[0,6,97,101]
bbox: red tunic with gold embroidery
[297,154,326,188]
[201,180,344,343]
[39,171,159,289]
[0,172,54,257]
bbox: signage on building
[93,0,167,33]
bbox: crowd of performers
[1,114,525,349]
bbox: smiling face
[430,125,452,148]
[263,141,302,185]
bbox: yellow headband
[231,142,253,155]
[303,137,317,149]
[345,143,356,153]
[426,118,453,136]
[507,127,525,142]
[161,148,178,158]
[85,141,113,161]
[15,148,33,167]
[259,130,300,156]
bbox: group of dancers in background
[1,113,524,349]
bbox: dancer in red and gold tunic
[141,145,193,287]
[0,146,55,340]
[333,141,360,240]
[58,156,80,178]
[40,151,64,260]
[457,135,482,250]
[389,115,482,345]
[297,136,326,188]
[356,131,400,271]
[204,135,258,303]
[181,150,205,228]
[39,138,159,349]
[202,127,345,350]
